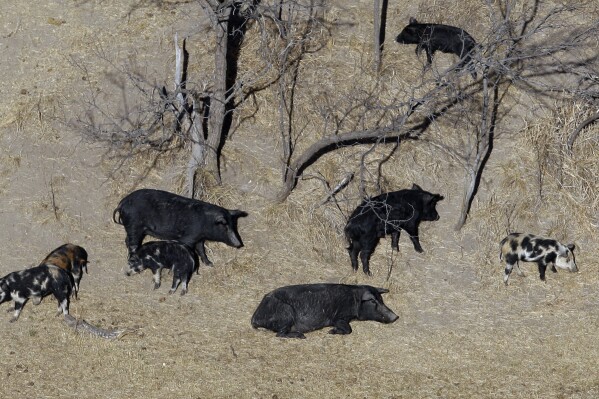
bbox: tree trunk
[205,6,231,185]
[373,0,388,73]
[373,0,381,72]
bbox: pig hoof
[180,289,187,296]
[416,248,424,253]
[153,284,161,290]
[168,289,175,295]
[329,328,350,335]
[9,317,18,323]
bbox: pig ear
[409,17,418,24]
[411,183,422,191]
[567,243,575,251]
[361,291,377,301]
[376,287,389,294]
[434,194,444,202]
[230,210,248,219]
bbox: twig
[567,111,599,153]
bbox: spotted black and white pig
[41,243,88,298]
[0,265,72,322]
[126,241,198,295]
[113,189,248,266]
[251,284,398,339]
[396,17,478,78]
[500,233,578,285]
[344,184,444,275]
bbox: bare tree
[72,0,324,197]
[274,0,599,231]
[373,0,389,73]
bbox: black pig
[344,184,444,275]
[396,17,477,77]
[0,265,72,322]
[126,241,198,295]
[251,284,398,339]
[113,189,248,266]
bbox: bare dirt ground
[1,1,599,398]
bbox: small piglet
[126,241,198,295]
[251,284,398,339]
[0,265,72,322]
[500,233,577,284]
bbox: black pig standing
[251,284,398,339]
[344,184,444,275]
[113,189,248,266]
[396,17,477,77]
[126,241,198,295]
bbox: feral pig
[113,189,248,266]
[500,233,577,285]
[41,243,88,298]
[344,184,444,275]
[251,284,398,339]
[126,241,198,295]
[0,265,72,322]
[396,17,477,78]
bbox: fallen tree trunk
[64,314,134,340]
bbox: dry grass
[1,0,599,398]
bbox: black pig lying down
[0,265,72,322]
[396,17,478,78]
[344,184,444,275]
[126,241,198,295]
[113,189,248,266]
[251,284,398,339]
[41,243,88,299]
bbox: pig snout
[227,232,244,248]
[381,307,399,323]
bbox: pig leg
[251,296,306,339]
[124,226,145,257]
[152,269,162,290]
[329,319,352,335]
[424,47,433,65]
[177,279,188,296]
[10,295,27,322]
[515,260,525,277]
[360,249,374,276]
[503,254,519,285]
[348,242,360,272]
[178,267,193,296]
[169,278,181,294]
[537,260,548,282]
[405,226,424,253]
[169,265,182,294]
[54,295,70,317]
[195,241,213,266]
[32,296,43,305]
